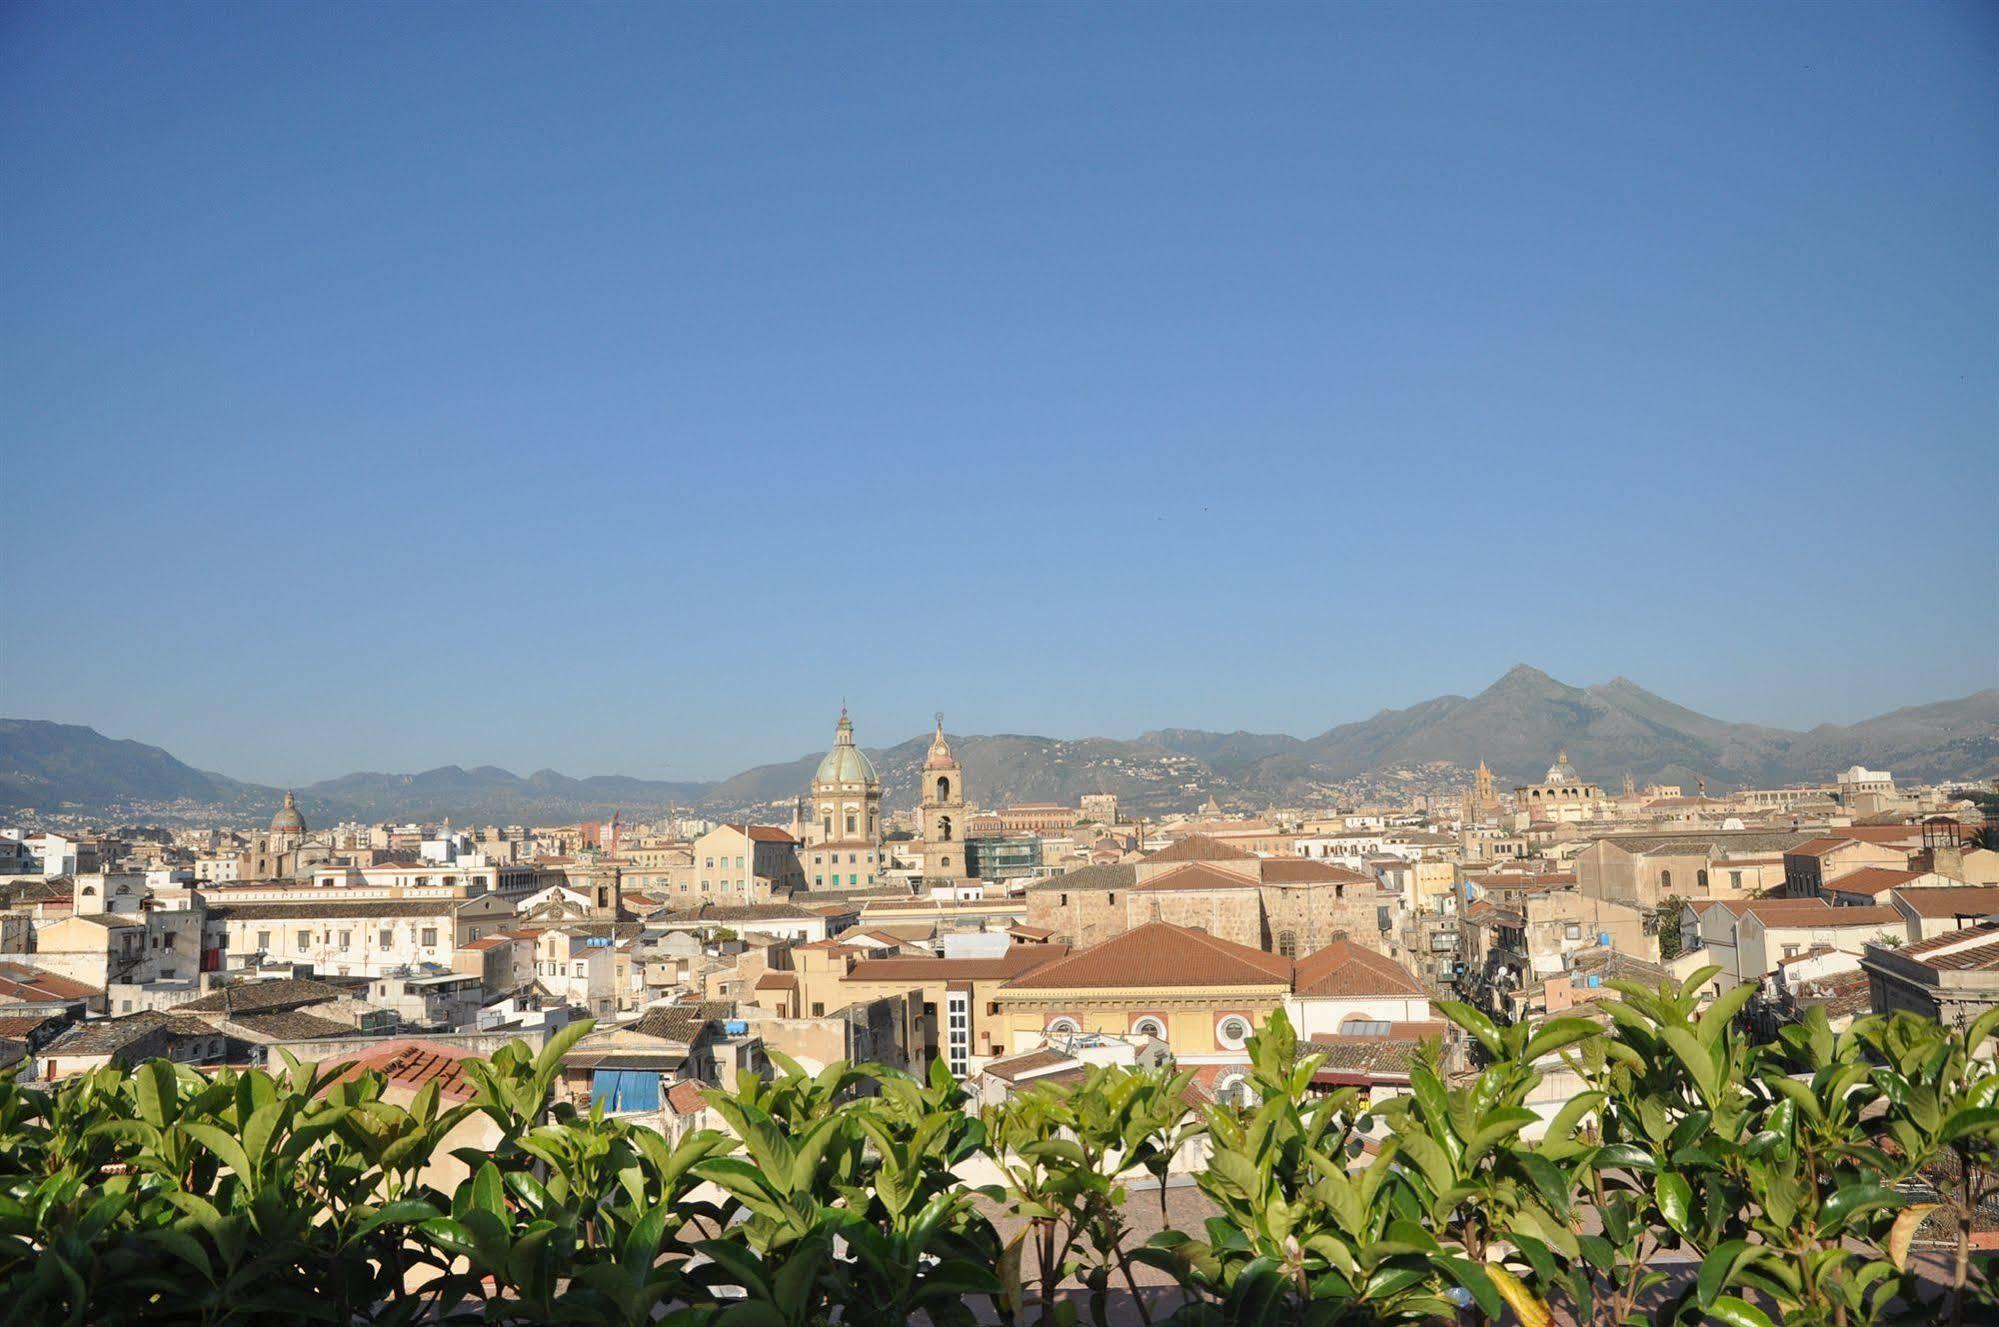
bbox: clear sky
[3,2,1993,785]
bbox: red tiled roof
[326,1040,479,1101]
[0,1015,60,1039]
[1745,901,1900,928]
[0,962,102,1002]
[1131,862,1261,892]
[1910,936,1999,973]
[725,824,798,844]
[1292,940,1427,999]
[1895,886,1999,920]
[1898,922,1999,957]
[754,972,798,990]
[1260,859,1374,886]
[664,1078,708,1114]
[1144,835,1255,864]
[980,1049,1074,1082]
[1001,922,1291,990]
[844,945,1068,984]
[1827,867,1924,898]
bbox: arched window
[1661,870,1672,890]
[1216,1074,1254,1109]
[1276,930,1297,959]
[1047,1016,1080,1036]
[936,776,951,802]
[939,816,953,842]
[1696,869,1709,891]
[1132,1015,1167,1041]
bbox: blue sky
[3,2,1993,785]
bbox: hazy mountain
[4,667,1994,824]
[293,766,716,823]
[0,719,260,814]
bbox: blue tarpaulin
[591,1069,660,1111]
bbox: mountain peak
[1481,663,1573,698]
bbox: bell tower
[918,714,967,879]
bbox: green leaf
[1696,983,1755,1043]
[182,1122,254,1182]
[1655,1172,1692,1235]
[1222,1257,1291,1327]
[1708,1294,1777,1327]
[470,1161,506,1219]
[1821,1181,1899,1230]
[1437,1001,1504,1058]
[1940,1106,1999,1144]
[1697,1239,1749,1306]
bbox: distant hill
[293,766,717,824]
[0,719,261,815]
[4,667,1994,824]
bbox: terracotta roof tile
[326,1040,479,1101]
[1827,867,1924,897]
[1260,859,1375,886]
[1144,835,1256,864]
[844,945,1069,984]
[1292,940,1427,999]
[1745,901,1900,928]
[0,962,101,1002]
[1002,923,1291,990]
[1131,862,1262,892]
[1895,886,1999,920]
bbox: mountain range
[3,666,1994,826]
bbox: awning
[591,1069,661,1112]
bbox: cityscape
[3,3,1994,1324]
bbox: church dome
[1543,750,1580,784]
[814,710,879,787]
[271,789,307,833]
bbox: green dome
[815,710,879,787]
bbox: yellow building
[992,921,1292,1067]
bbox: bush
[0,972,1993,1325]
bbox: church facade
[1512,751,1607,825]
[798,709,889,892]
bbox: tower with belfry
[917,714,968,880]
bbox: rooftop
[1292,939,1427,1000]
[1001,922,1291,991]
[1143,835,1256,864]
[0,962,103,1002]
[844,945,1069,984]
[327,1040,480,1101]
[179,978,349,1015]
[1895,886,1999,920]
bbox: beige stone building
[1511,752,1606,825]
[1573,830,1818,909]
[1026,836,1403,961]
[992,922,1291,1070]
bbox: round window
[1132,1017,1166,1040]
[1048,1017,1080,1036]
[1217,1016,1251,1049]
